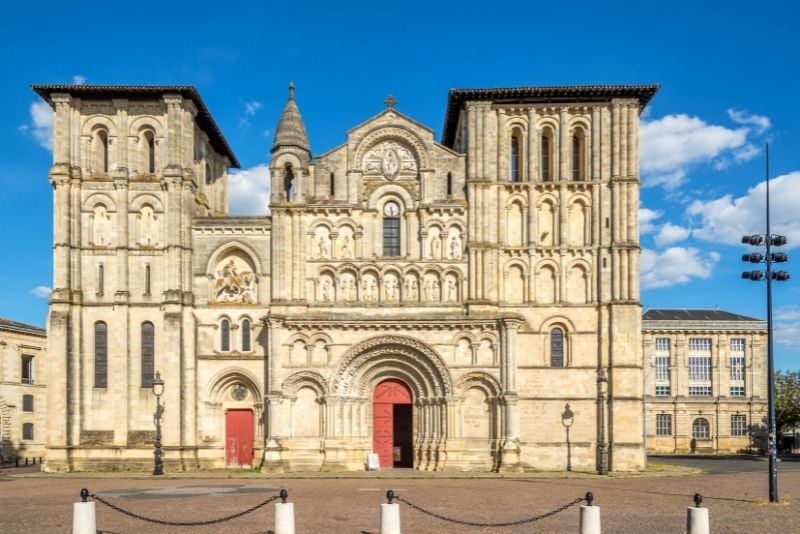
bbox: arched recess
[535,262,558,304]
[455,372,501,468]
[206,242,261,305]
[353,127,429,171]
[82,193,118,213]
[366,184,415,212]
[284,371,327,440]
[567,261,590,304]
[503,260,527,304]
[537,197,557,246]
[568,196,591,246]
[506,199,526,246]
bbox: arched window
[97,263,104,295]
[141,322,155,388]
[221,319,231,351]
[446,172,453,196]
[94,321,108,388]
[284,164,296,201]
[550,327,564,367]
[329,172,335,197]
[541,132,552,182]
[144,264,151,295]
[241,319,251,352]
[692,418,710,439]
[382,201,401,257]
[96,130,109,173]
[143,131,156,173]
[510,135,521,182]
[572,132,584,181]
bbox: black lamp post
[562,403,574,471]
[597,370,609,475]
[152,371,165,476]
[740,144,790,503]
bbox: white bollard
[380,490,401,534]
[275,502,295,534]
[687,494,710,534]
[72,489,96,534]
[579,492,601,534]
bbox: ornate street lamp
[561,403,574,471]
[152,371,165,476]
[597,369,609,475]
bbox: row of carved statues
[317,271,461,304]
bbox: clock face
[384,202,400,217]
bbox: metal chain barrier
[390,490,589,528]
[86,488,283,527]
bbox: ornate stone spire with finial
[271,81,310,155]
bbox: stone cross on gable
[384,95,396,108]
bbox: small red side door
[225,409,254,468]
[372,380,412,469]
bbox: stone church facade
[35,82,659,472]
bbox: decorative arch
[455,371,502,397]
[283,370,328,396]
[367,184,415,211]
[354,126,429,170]
[129,193,165,213]
[207,367,263,403]
[538,315,578,334]
[128,115,165,136]
[82,115,116,135]
[205,241,263,276]
[330,335,453,397]
[82,192,117,212]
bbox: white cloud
[641,247,720,289]
[19,101,54,150]
[228,164,271,215]
[639,208,662,235]
[640,114,752,189]
[244,101,262,116]
[30,286,52,298]
[72,74,87,85]
[654,223,691,247]
[775,305,800,349]
[727,109,771,134]
[687,171,800,249]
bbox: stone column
[612,102,621,177]
[467,103,477,178]
[620,104,629,177]
[591,106,601,180]
[559,107,570,181]
[527,108,538,181]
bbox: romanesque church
[35,82,659,472]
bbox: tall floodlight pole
[741,144,790,503]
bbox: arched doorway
[372,379,413,468]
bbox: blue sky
[1,1,798,369]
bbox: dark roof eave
[31,84,240,168]
[441,84,660,147]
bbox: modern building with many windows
[643,309,768,453]
[0,318,47,462]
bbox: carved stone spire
[271,81,310,155]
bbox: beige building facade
[36,82,659,472]
[0,318,48,462]
[643,309,768,454]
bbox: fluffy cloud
[18,101,54,150]
[654,223,691,247]
[687,172,800,249]
[775,305,800,348]
[244,101,261,116]
[727,109,771,134]
[641,247,720,289]
[228,164,270,215]
[72,74,87,85]
[639,208,662,235]
[640,114,758,189]
[30,286,52,298]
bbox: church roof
[32,84,240,168]
[0,317,46,337]
[271,82,310,154]
[642,308,762,322]
[441,84,660,147]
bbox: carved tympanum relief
[363,140,418,180]
[211,252,257,304]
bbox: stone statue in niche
[404,275,418,301]
[369,278,378,301]
[321,278,332,302]
[361,278,370,301]
[340,234,353,258]
[384,275,399,302]
[430,235,441,259]
[449,233,462,260]
[138,205,158,247]
[317,236,329,258]
[212,257,256,304]
[90,204,112,247]
[432,277,441,301]
[446,277,457,302]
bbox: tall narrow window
[94,322,108,388]
[241,319,251,352]
[730,338,746,396]
[96,130,109,173]
[22,394,34,412]
[329,172,335,197]
[144,264,151,295]
[688,338,712,396]
[692,418,710,439]
[510,135,521,182]
[382,201,401,257]
[656,414,672,436]
[22,423,34,440]
[284,164,296,201]
[654,338,671,396]
[731,414,747,436]
[144,131,156,173]
[141,322,155,388]
[221,319,231,351]
[572,134,583,180]
[97,263,104,295]
[541,134,551,182]
[446,172,453,196]
[21,355,34,385]
[550,327,564,367]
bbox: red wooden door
[225,409,254,468]
[372,379,412,469]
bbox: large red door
[225,409,254,468]
[372,379,412,469]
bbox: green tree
[775,370,800,438]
